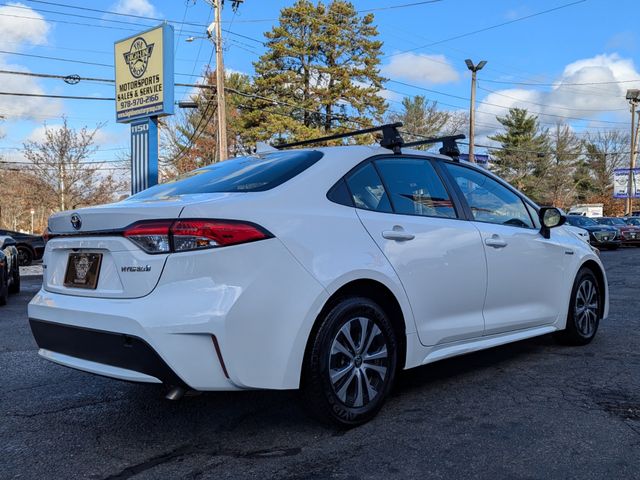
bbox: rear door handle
[382,227,415,241]
[485,235,508,248]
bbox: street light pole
[626,89,640,215]
[465,59,487,163]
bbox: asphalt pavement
[1,251,639,479]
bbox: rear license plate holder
[64,252,103,289]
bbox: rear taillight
[124,220,172,254]
[123,219,272,254]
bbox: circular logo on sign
[123,37,155,78]
[70,213,82,230]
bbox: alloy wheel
[328,316,389,408]
[574,278,599,337]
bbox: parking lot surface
[1,251,639,480]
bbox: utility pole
[626,89,640,215]
[206,0,228,161]
[465,59,487,163]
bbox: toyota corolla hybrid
[28,125,608,426]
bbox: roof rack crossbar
[273,122,404,150]
[402,134,466,161]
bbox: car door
[345,156,487,347]
[442,162,569,335]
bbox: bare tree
[389,96,468,148]
[22,117,121,212]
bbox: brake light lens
[123,219,272,254]
[124,220,172,253]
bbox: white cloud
[0,3,50,49]
[111,0,157,17]
[382,52,459,85]
[27,124,113,145]
[0,5,60,123]
[474,53,640,138]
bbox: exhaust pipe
[165,386,186,401]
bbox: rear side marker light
[123,219,272,254]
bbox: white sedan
[28,127,608,426]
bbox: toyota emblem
[70,213,82,230]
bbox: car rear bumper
[27,239,328,391]
[30,319,188,387]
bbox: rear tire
[301,297,398,428]
[556,268,601,346]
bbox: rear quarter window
[129,150,323,200]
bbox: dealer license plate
[64,252,103,289]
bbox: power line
[480,77,640,87]
[384,0,586,59]
[476,84,628,112]
[388,80,629,125]
[0,91,113,100]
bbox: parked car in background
[624,217,640,227]
[564,216,620,250]
[594,217,640,246]
[0,236,20,305]
[0,229,45,266]
[564,225,590,244]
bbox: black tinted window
[346,163,392,213]
[445,163,534,229]
[375,158,456,218]
[129,151,323,200]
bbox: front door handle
[382,226,415,241]
[485,235,508,248]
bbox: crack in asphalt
[101,446,303,480]
[7,397,125,418]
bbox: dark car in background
[0,229,45,266]
[595,217,640,246]
[564,216,621,250]
[0,236,20,305]
[625,217,640,227]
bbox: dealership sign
[115,24,173,195]
[114,24,174,123]
[613,167,640,198]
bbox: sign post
[115,24,174,194]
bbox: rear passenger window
[374,158,457,219]
[346,163,392,213]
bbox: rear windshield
[129,150,323,200]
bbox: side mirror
[539,207,566,239]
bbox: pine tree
[389,96,467,148]
[243,0,386,145]
[489,108,550,199]
[545,123,581,207]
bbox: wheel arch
[301,278,409,388]
[579,259,607,316]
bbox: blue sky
[1,0,639,167]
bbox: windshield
[607,218,627,225]
[627,218,640,226]
[129,150,323,200]
[566,216,597,227]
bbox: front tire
[301,297,398,427]
[8,266,20,294]
[556,268,601,345]
[17,247,33,267]
[0,269,8,306]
